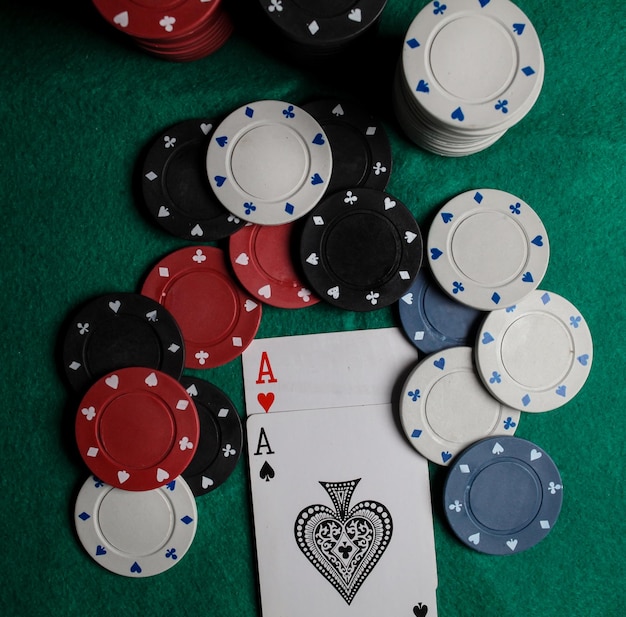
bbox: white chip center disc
[451,211,527,285]
[500,313,573,388]
[98,489,174,555]
[430,16,515,102]
[230,124,309,200]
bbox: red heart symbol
[257,392,275,413]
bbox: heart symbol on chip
[481,332,494,344]
[433,357,445,370]
[492,442,504,455]
[530,449,542,461]
[451,107,465,121]
[200,123,212,135]
[113,11,129,27]
[312,133,325,145]
[214,175,226,187]
[430,247,443,260]
[235,252,249,266]
[156,468,170,482]
[118,470,130,484]
[202,476,214,489]
[384,197,396,209]
[108,300,121,313]
[306,253,319,265]
[190,224,204,237]
[577,354,589,366]
[158,206,170,218]
[468,532,480,545]
[531,235,543,246]
[258,284,272,299]
[401,293,413,305]
[245,299,258,312]
[257,392,275,413]
[105,375,119,389]
[145,372,158,387]
[327,286,340,299]
[348,8,362,22]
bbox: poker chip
[427,189,549,310]
[400,347,520,466]
[91,0,233,61]
[180,376,243,496]
[444,436,563,555]
[62,292,185,393]
[141,118,244,241]
[140,246,262,369]
[398,267,485,355]
[75,367,200,491]
[299,188,423,311]
[394,0,544,155]
[75,474,197,576]
[257,0,388,61]
[301,99,392,193]
[475,290,593,412]
[206,100,333,225]
[229,222,320,309]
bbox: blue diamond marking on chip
[556,386,567,397]
[406,38,420,48]
[522,66,536,76]
[411,429,422,438]
[441,212,453,223]
[285,203,295,215]
[165,480,176,491]
[522,394,531,406]
[522,272,534,283]
[245,107,254,118]
[474,191,483,203]
[491,292,501,304]
[78,512,90,521]
[181,516,193,525]
[541,292,551,305]
[513,23,525,35]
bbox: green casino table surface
[1,1,624,615]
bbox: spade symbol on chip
[260,461,275,482]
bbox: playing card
[247,404,438,617]
[241,327,418,415]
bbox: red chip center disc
[99,392,175,468]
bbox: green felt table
[1,1,625,616]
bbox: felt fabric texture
[1,1,624,616]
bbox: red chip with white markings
[229,222,320,309]
[141,245,262,368]
[75,367,200,491]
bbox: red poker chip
[92,0,222,41]
[75,367,200,491]
[141,246,262,368]
[229,223,320,309]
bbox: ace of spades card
[247,405,437,616]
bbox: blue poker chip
[443,436,563,555]
[398,267,485,354]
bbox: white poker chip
[427,189,549,310]
[74,475,197,577]
[206,99,333,225]
[394,0,544,155]
[400,346,521,466]
[475,290,593,412]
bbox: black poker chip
[141,118,245,241]
[299,187,423,311]
[62,292,185,393]
[258,0,387,50]
[180,376,243,496]
[302,99,392,194]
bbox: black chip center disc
[292,0,357,17]
[323,211,401,287]
[468,460,541,533]
[165,140,216,218]
[86,317,162,378]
